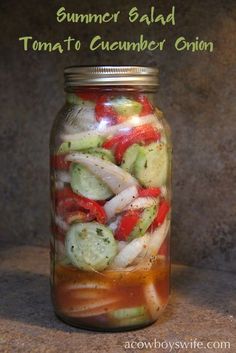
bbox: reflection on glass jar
[50,66,172,331]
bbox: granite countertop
[0,246,235,353]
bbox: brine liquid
[52,257,170,330]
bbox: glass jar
[50,66,172,331]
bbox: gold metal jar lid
[64,66,159,89]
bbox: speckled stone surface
[0,0,236,271]
[0,246,235,353]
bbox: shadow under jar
[50,66,172,331]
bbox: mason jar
[50,66,172,331]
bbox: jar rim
[64,65,159,90]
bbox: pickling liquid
[52,256,170,331]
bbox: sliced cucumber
[111,97,142,117]
[121,144,140,173]
[65,222,118,271]
[129,205,157,240]
[70,163,113,200]
[115,314,150,327]
[111,306,146,320]
[109,306,149,327]
[66,93,83,105]
[82,148,115,163]
[134,142,169,187]
[58,135,104,154]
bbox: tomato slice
[55,188,107,224]
[76,90,99,101]
[136,95,154,116]
[65,210,93,224]
[138,187,161,198]
[102,133,127,149]
[149,200,170,231]
[115,125,160,164]
[95,95,117,124]
[51,155,71,170]
[115,210,141,241]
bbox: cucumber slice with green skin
[65,222,118,271]
[134,142,169,187]
[121,144,140,173]
[111,306,146,320]
[58,135,104,154]
[111,97,142,117]
[82,148,115,163]
[66,93,83,105]
[115,314,150,327]
[128,205,157,241]
[70,163,113,200]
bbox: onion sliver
[117,241,127,252]
[160,186,168,198]
[70,289,111,300]
[55,171,71,183]
[104,186,138,220]
[146,219,170,257]
[108,216,121,233]
[110,234,150,269]
[126,197,159,211]
[55,180,65,190]
[63,300,124,318]
[64,297,120,313]
[144,282,162,320]
[60,115,157,142]
[64,282,111,290]
[66,153,139,194]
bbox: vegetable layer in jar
[50,89,171,330]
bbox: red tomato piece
[55,188,107,224]
[95,95,117,124]
[102,133,127,149]
[55,187,75,201]
[149,200,170,231]
[136,95,154,116]
[65,210,93,224]
[51,155,71,170]
[115,125,160,164]
[115,210,141,241]
[76,90,99,101]
[138,187,161,198]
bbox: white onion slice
[104,186,138,220]
[65,297,119,313]
[160,186,168,198]
[110,234,150,269]
[65,282,110,290]
[144,282,162,320]
[63,299,123,317]
[117,241,128,252]
[126,197,159,211]
[60,114,157,142]
[55,171,71,183]
[71,289,110,300]
[146,219,170,257]
[108,215,121,233]
[66,153,139,194]
[55,180,65,190]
